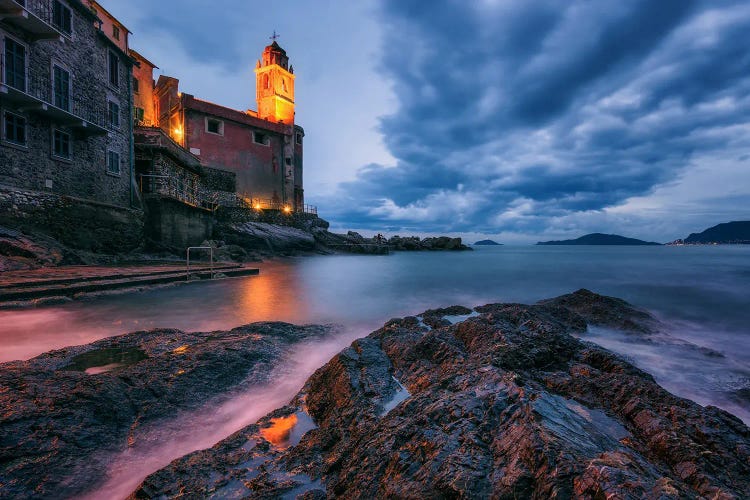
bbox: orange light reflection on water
[259,414,298,446]
[235,262,309,324]
[0,261,312,363]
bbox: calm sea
[3,246,749,498]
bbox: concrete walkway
[0,262,259,304]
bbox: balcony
[0,0,63,40]
[0,55,107,135]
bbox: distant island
[537,233,661,246]
[473,239,502,246]
[668,221,750,245]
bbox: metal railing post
[186,246,215,281]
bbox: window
[52,129,71,159]
[205,118,223,135]
[112,25,120,41]
[53,65,70,111]
[133,107,144,123]
[3,111,26,146]
[108,101,120,129]
[253,131,269,146]
[295,133,302,145]
[132,77,139,94]
[52,1,72,35]
[107,150,120,174]
[108,51,119,87]
[4,37,26,91]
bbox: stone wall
[216,206,324,230]
[0,185,143,253]
[143,196,214,251]
[0,2,133,208]
[201,165,236,191]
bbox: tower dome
[262,41,289,70]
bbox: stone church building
[134,40,306,213]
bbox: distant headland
[537,233,661,246]
[668,221,750,245]
[473,239,502,246]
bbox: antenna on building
[270,30,280,42]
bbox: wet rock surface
[132,289,750,499]
[0,225,73,271]
[0,322,330,499]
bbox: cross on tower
[269,30,280,42]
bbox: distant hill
[682,221,750,244]
[473,239,502,246]
[537,233,661,246]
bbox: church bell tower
[255,35,295,124]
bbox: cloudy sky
[106,0,749,243]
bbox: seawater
[2,245,749,498]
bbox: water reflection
[260,411,317,448]
[63,347,147,373]
[236,263,309,324]
[260,414,299,445]
[0,260,311,363]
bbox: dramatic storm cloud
[323,0,750,241]
[103,0,749,241]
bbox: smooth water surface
[3,246,747,359]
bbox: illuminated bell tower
[255,37,295,124]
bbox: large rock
[0,226,65,271]
[132,290,750,498]
[0,323,330,499]
[220,222,316,253]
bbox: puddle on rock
[381,376,411,416]
[259,410,317,448]
[443,311,481,324]
[63,347,148,375]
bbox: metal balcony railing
[134,117,157,127]
[22,0,53,24]
[138,174,219,211]
[0,0,63,40]
[0,53,108,133]
[233,196,317,215]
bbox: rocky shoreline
[1,218,469,273]
[1,290,748,498]
[0,322,332,498]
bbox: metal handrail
[137,174,218,211]
[233,196,317,214]
[186,246,213,281]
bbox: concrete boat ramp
[0,263,259,306]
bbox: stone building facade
[0,0,134,208]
